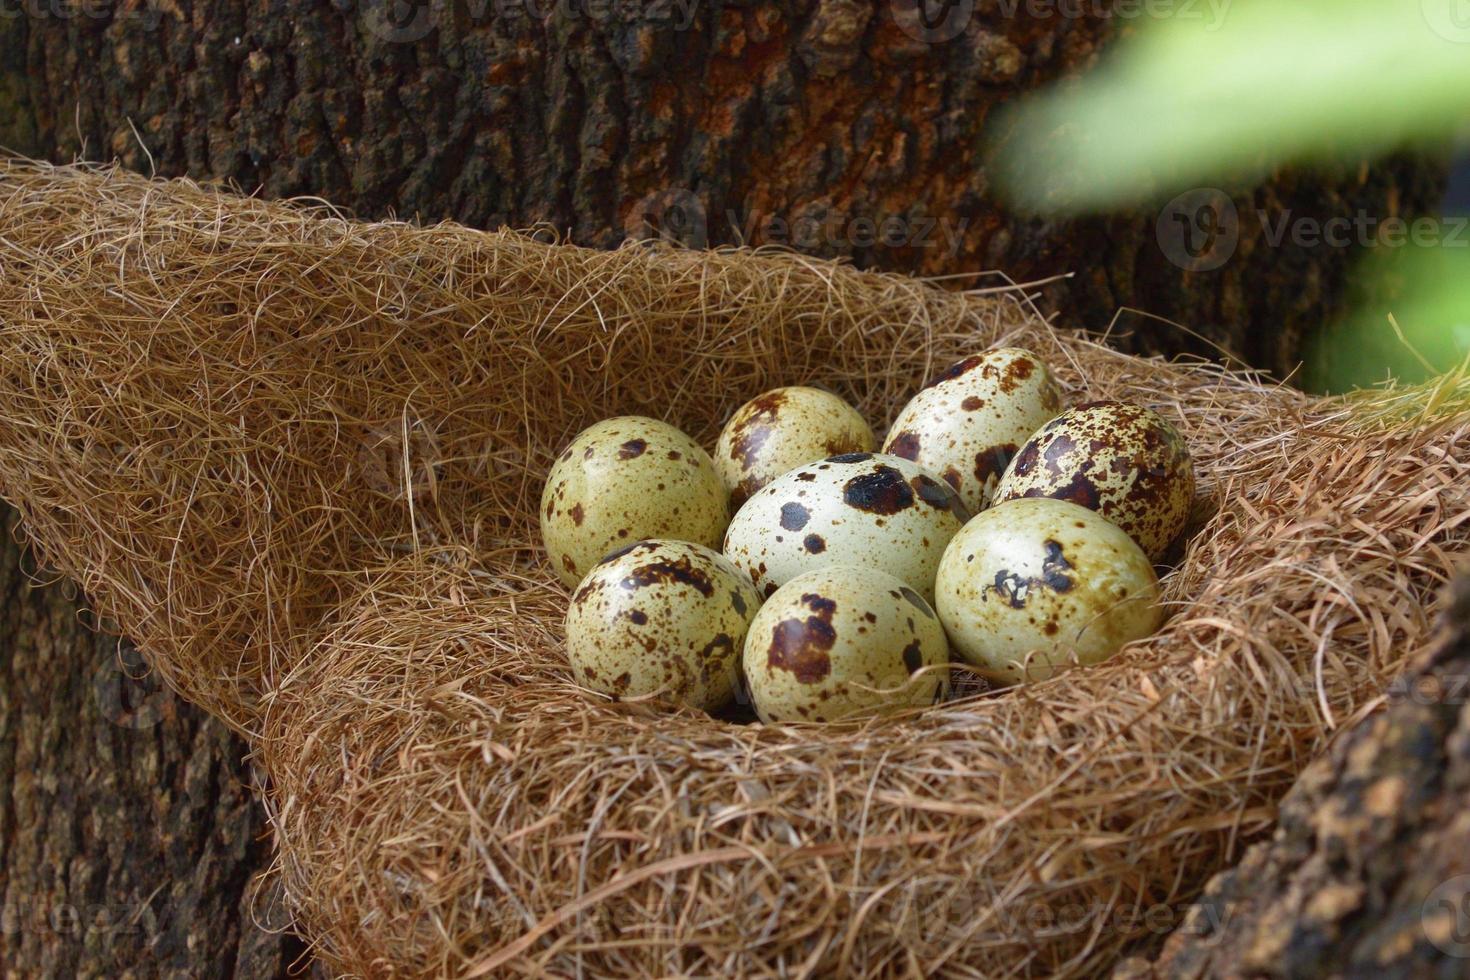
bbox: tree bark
[1114,574,1470,979]
[0,511,305,978]
[0,5,1449,978]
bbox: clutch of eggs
[544,347,1194,720]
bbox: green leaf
[997,0,1470,214]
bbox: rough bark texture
[0,511,305,977]
[0,5,1450,979]
[1114,574,1470,980]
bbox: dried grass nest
[1,159,1468,977]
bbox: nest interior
[0,160,1467,977]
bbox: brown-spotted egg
[742,565,949,723]
[715,386,876,508]
[934,498,1161,684]
[723,452,968,604]
[541,417,728,588]
[993,400,1194,562]
[565,540,761,711]
[883,347,1064,514]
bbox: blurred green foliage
[997,0,1470,391]
[1304,245,1470,390]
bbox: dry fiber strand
[0,159,1468,977]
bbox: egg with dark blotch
[993,400,1194,562]
[565,540,762,711]
[742,565,949,723]
[715,386,876,509]
[934,498,1161,684]
[882,347,1064,514]
[541,417,729,588]
[723,452,969,605]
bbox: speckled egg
[541,417,729,588]
[742,565,949,723]
[715,386,877,508]
[992,400,1194,562]
[723,452,969,604]
[934,497,1162,684]
[883,347,1064,514]
[565,540,762,711]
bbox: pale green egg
[741,565,949,723]
[883,347,1064,514]
[723,452,968,605]
[565,540,761,711]
[715,386,876,509]
[935,497,1162,684]
[541,417,728,588]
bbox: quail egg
[565,540,761,711]
[715,386,877,508]
[883,347,1064,514]
[742,565,949,723]
[723,452,968,604]
[993,400,1194,562]
[934,497,1162,684]
[541,417,728,588]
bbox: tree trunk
[0,512,305,977]
[0,5,1448,978]
[1114,574,1470,979]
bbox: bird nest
[0,160,1468,977]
